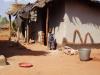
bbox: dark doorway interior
[37,6,47,45]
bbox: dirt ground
[0,35,100,75]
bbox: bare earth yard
[0,33,100,75]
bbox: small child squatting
[48,33,56,50]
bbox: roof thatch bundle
[10,4,25,12]
[7,0,53,15]
[91,0,100,2]
[7,3,25,15]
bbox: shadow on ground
[65,44,100,50]
[0,40,49,58]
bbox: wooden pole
[26,24,29,43]
[46,7,49,46]
[9,15,11,40]
[25,26,27,42]
[16,27,20,42]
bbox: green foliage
[0,16,9,25]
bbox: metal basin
[79,48,91,61]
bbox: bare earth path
[0,36,100,75]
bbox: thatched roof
[88,0,100,6]
[91,0,100,2]
[6,4,25,15]
[7,0,53,15]
[83,0,100,3]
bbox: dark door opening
[42,6,47,45]
[38,6,48,45]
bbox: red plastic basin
[19,63,33,68]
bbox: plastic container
[79,48,91,61]
[19,62,33,68]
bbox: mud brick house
[7,0,100,46]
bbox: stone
[0,55,6,66]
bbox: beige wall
[50,1,100,44]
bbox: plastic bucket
[79,48,91,61]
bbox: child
[48,32,56,50]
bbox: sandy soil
[0,36,100,75]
